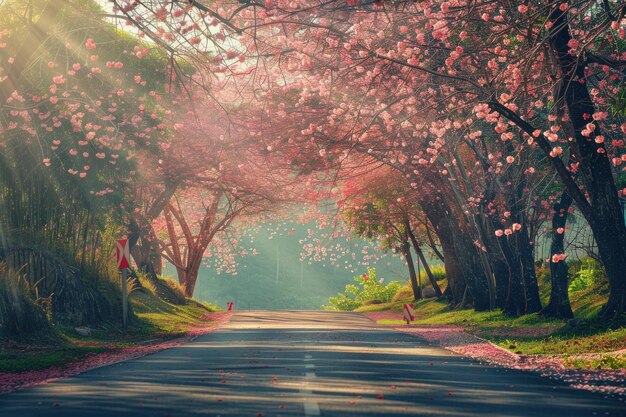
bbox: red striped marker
[403,303,415,324]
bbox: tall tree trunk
[405,217,442,296]
[516,226,543,313]
[452,224,492,311]
[542,192,574,319]
[497,235,526,317]
[491,256,510,309]
[545,7,626,317]
[401,239,421,301]
[420,199,465,303]
[508,174,542,314]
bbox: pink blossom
[85,38,97,50]
[567,38,579,49]
[549,146,563,158]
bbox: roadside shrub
[161,276,186,302]
[568,258,606,293]
[420,264,445,282]
[0,264,52,340]
[325,268,401,311]
[0,246,118,326]
[392,283,415,302]
[136,272,186,305]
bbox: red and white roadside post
[116,238,131,331]
[403,303,415,325]
[227,302,235,312]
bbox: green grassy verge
[0,289,220,373]
[357,282,626,368]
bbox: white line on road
[300,354,321,416]
[304,401,321,416]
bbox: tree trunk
[508,174,542,314]
[459,235,494,312]
[491,256,510,309]
[420,199,465,303]
[542,192,574,319]
[497,235,526,317]
[405,218,442,296]
[546,7,626,317]
[516,226,543,313]
[401,239,421,301]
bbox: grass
[0,288,220,373]
[0,345,110,373]
[360,280,626,363]
[564,353,626,370]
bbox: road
[0,311,623,416]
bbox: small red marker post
[116,238,130,331]
[403,303,415,324]
[227,301,234,312]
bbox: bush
[136,273,186,305]
[420,264,445,282]
[392,283,415,302]
[325,268,401,311]
[0,264,52,340]
[363,299,383,305]
[0,246,119,326]
[569,258,606,293]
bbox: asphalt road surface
[1,311,624,416]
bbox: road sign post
[116,239,131,331]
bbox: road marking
[304,401,321,416]
[301,354,320,416]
